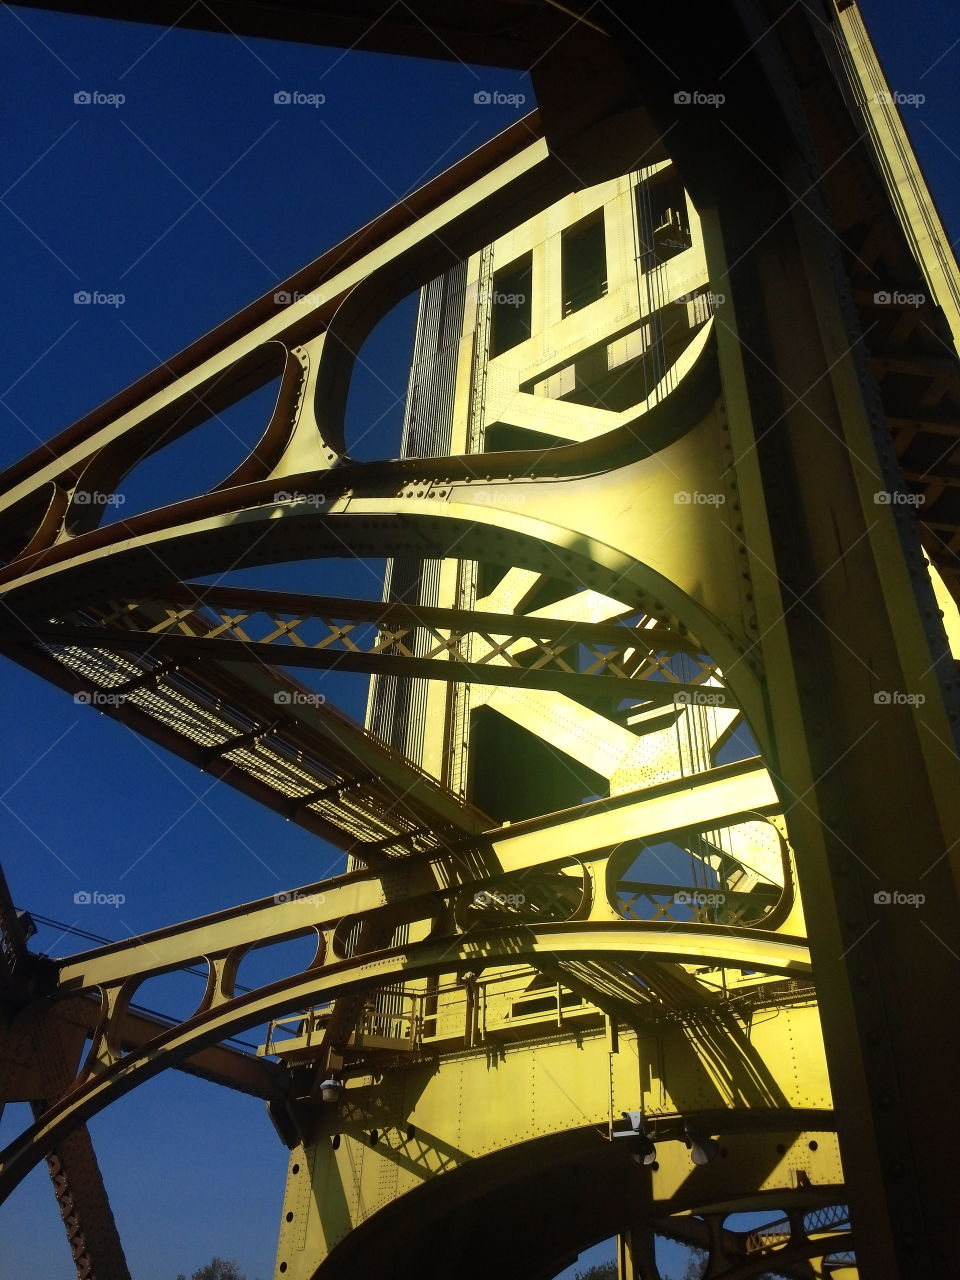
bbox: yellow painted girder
[0,921,810,1207]
[275,1008,835,1279]
[57,758,782,993]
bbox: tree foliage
[175,1259,247,1280]
[677,1250,706,1279]
[572,1246,705,1279]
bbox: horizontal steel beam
[34,627,717,703]
[92,584,700,649]
[25,586,716,703]
[57,758,781,993]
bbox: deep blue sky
[0,3,957,1278]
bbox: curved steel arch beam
[0,325,762,739]
[301,1123,843,1280]
[0,921,809,1206]
[0,314,719,602]
[0,101,665,558]
[63,341,292,539]
[0,502,765,759]
[0,490,720,624]
[0,119,547,517]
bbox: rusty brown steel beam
[29,1014,132,1280]
[72,998,286,1101]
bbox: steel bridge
[1,2,959,1278]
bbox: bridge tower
[1,3,959,1279]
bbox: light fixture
[614,1110,657,1164]
[684,1121,719,1165]
[319,1077,343,1104]
[16,908,37,941]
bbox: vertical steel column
[701,130,960,1278]
[617,1224,662,1280]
